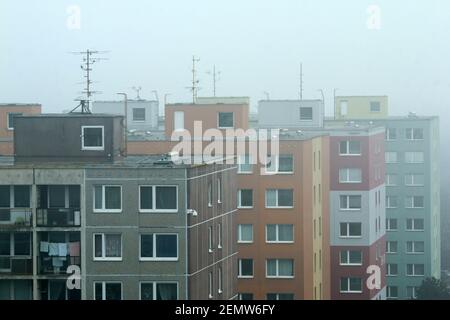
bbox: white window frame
[7,112,23,130]
[339,168,362,184]
[406,264,425,277]
[299,107,313,121]
[93,281,123,300]
[93,185,122,213]
[265,189,293,208]
[405,152,424,164]
[139,281,179,300]
[132,108,146,122]
[340,277,363,293]
[265,224,294,243]
[237,224,253,244]
[217,112,234,129]
[339,250,363,266]
[237,155,253,174]
[265,155,294,174]
[386,174,397,186]
[339,222,362,238]
[406,241,425,254]
[138,185,178,213]
[386,196,398,209]
[386,218,398,231]
[370,101,381,113]
[237,189,253,209]
[265,259,294,279]
[386,241,398,254]
[406,218,424,232]
[405,128,424,141]
[139,233,179,261]
[387,264,398,277]
[385,152,398,164]
[339,195,362,211]
[387,286,398,299]
[93,233,123,261]
[405,196,424,209]
[339,141,361,156]
[386,128,396,141]
[405,174,425,187]
[238,259,254,278]
[217,179,222,204]
[81,125,105,151]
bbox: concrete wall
[335,96,389,119]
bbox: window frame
[237,224,254,244]
[237,189,253,209]
[139,281,179,300]
[81,125,105,151]
[217,112,234,129]
[139,233,179,261]
[339,141,361,156]
[93,281,123,300]
[265,224,294,243]
[339,168,362,184]
[93,233,123,261]
[93,185,122,213]
[265,259,294,279]
[299,107,313,121]
[339,250,363,266]
[7,112,23,130]
[339,195,362,211]
[340,277,363,294]
[339,222,362,238]
[265,189,293,209]
[138,185,178,213]
[238,258,254,278]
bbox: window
[238,259,253,278]
[386,128,396,141]
[218,268,223,294]
[405,196,424,208]
[266,224,294,243]
[405,152,424,163]
[266,154,294,173]
[339,250,362,266]
[266,259,294,278]
[218,112,234,128]
[405,174,424,186]
[386,241,398,254]
[7,113,22,130]
[339,195,362,210]
[299,107,313,120]
[237,155,252,173]
[14,233,31,256]
[208,272,213,299]
[217,223,222,249]
[339,141,361,155]
[386,219,398,231]
[217,179,222,204]
[238,189,253,208]
[370,101,381,112]
[406,241,425,254]
[406,218,424,231]
[208,183,212,207]
[386,174,398,186]
[387,286,398,299]
[340,278,362,293]
[266,293,294,300]
[340,101,348,116]
[265,189,293,208]
[385,152,398,163]
[339,168,362,183]
[132,108,146,121]
[94,282,122,300]
[139,186,178,212]
[406,264,425,276]
[406,128,424,140]
[237,224,253,243]
[0,233,10,255]
[174,111,184,131]
[386,196,398,209]
[0,186,9,208]
[406,286,418,299]
[93,234,122,261]
[81,126,104,150]
[239,293,253,300]
[140,282,178,300]
[94,185,122,212]
[387,264,398,276]
[339,223,362,238]
[208,226,213,253]
[140,234,178,261]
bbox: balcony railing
[37,208,81,227]
[0,256,33,275]
[0,208,32,228]
[38,255,81,275]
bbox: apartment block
[0,113,237,300]
[329,96,440,300]
[0,103,41,156]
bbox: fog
[1,1,449,253]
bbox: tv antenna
[299,62,304,100]
[132,86,142,100]
[69,49,108,113]
[186,55,200,103]
[206,65,221,97]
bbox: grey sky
[1,0,449,118]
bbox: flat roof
[324,115,438,121]
[15,113,123,118]
[0,103,41,107]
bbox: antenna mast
[299,62,304,100]
[187,55,200,103]
[70,49,108,113]
[132,86,142,100]
[207,65,221,97]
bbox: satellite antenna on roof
[69,49,109,113]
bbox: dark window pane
[83,127,103,147]
[133,108,146,121]
[105,283,122,300]
[14,233,30,256]
[94,283,103,300]
[156,235,177,258]
[0,233,11,255]
[140,235,153,258]
[49,280,66,300]
[240,189,253,207]
[94,186,102,210]
[140,186,153,210]
[141,283,153,300]
[94,234,102,258]
[0,186,10,207]
[69,186,80,208]
[300,107,313,120]
[49,186,65,208]
[156,283,177,300]
[278,190,293,206]
[8,113,22,129]
[156,187,177,210]
[14,186,30,208]
[218,112,234,128]
[279,155,293,172]
[105,187,121,210]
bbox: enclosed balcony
[37,185,81,227]
[0,186,32,229]
[0,232,32,275]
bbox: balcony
[0,256,33,275]
[38,255,81,275]
[0,209,32,229]
[37,208,81,227]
